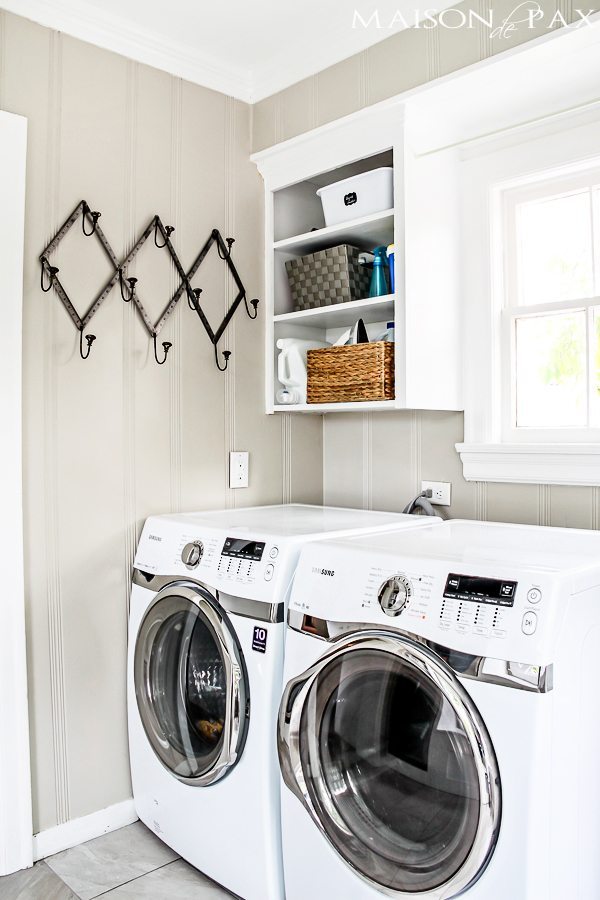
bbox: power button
[264,564,275,582]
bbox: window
[503,171,600,440]
[456,111,600,485]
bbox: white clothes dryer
[127,504,437,900]
[279,520,600,900]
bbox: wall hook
[153,335,172,365]
[215,347,231,372]
[244,296,259,320]
[40,257,59,293]
[119,269,137,302]
[79,329,96,360]
[154,221,175,249]
[188,286,202,311]
[82,207,101,236]
[217,237,235,261]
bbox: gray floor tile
[98,860,235,899]
[0,861,78,900]
[45,822,178,900]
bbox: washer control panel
[134,519,287,601]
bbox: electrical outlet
[421,480,451,507]
[229,451,249,489]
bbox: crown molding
[0,0,255,102]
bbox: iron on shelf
[39,201,259,369]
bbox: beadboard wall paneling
[253,1,600,529]
[0,10,323,835]
[251,0,600,152]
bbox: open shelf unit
[253,102,462,414]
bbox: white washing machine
[127,504,438,900]
[279,520,600,900]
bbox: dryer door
[134,582,249,786]
[279,631,501,899]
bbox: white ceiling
[1,0,456,102]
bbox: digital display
[443,573,517,607]
[222,537,265,561]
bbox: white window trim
[456,107,600,485]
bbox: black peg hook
[217,237,235,261]
[40,257,59,293]
[154,221,175,249]
[188,286,202,311]
[153,335,172,365]
[215,347,231,372]
[244,296,259,320]
[119,269,137,302]
[82,208,101,236]
[79,329,96,360]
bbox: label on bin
[344,191,357,206]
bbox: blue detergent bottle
[369,245,389,298]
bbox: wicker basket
[307,342,394,404]
[285,244,370,312]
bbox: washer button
[264,564,275,582]
[527,588,542,604]
[269,547,279,559]
[522,611,538,635]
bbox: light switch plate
[229,451,249,489]
[421,480,451,506]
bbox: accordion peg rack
[39,201,259,369]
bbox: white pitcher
[276,337,330,404]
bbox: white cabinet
[252,101,462,414]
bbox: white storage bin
[316,167,393,227]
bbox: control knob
[378,575,412,617]
[181,541,204,569]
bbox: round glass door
[134,583,249,786]
[281,633,500,897]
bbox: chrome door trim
[278,629,501,900]
[287,610,552,693]
[132,568,283,623]
[134,582,249,787]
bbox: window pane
[515,311,587,428]
[516,190,594,304]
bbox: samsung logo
[313,567,335,577]
[148,534,162,542]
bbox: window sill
[455,443,600,486]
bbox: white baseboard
[33,799,138,861]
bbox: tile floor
[0,822,235,899]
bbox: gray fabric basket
[285,244,371,312]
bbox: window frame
[455,109,600,486]
[500,169,600,444]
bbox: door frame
[0,109,33,875]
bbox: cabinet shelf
[273,209,394,256]
[274,295,395,330]
[273,399,398,414]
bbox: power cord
[402,489,448,518]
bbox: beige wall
[0,11,322,834]
[252,1,600,529]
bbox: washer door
[279,631,501,898]
[134,582,249,786]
